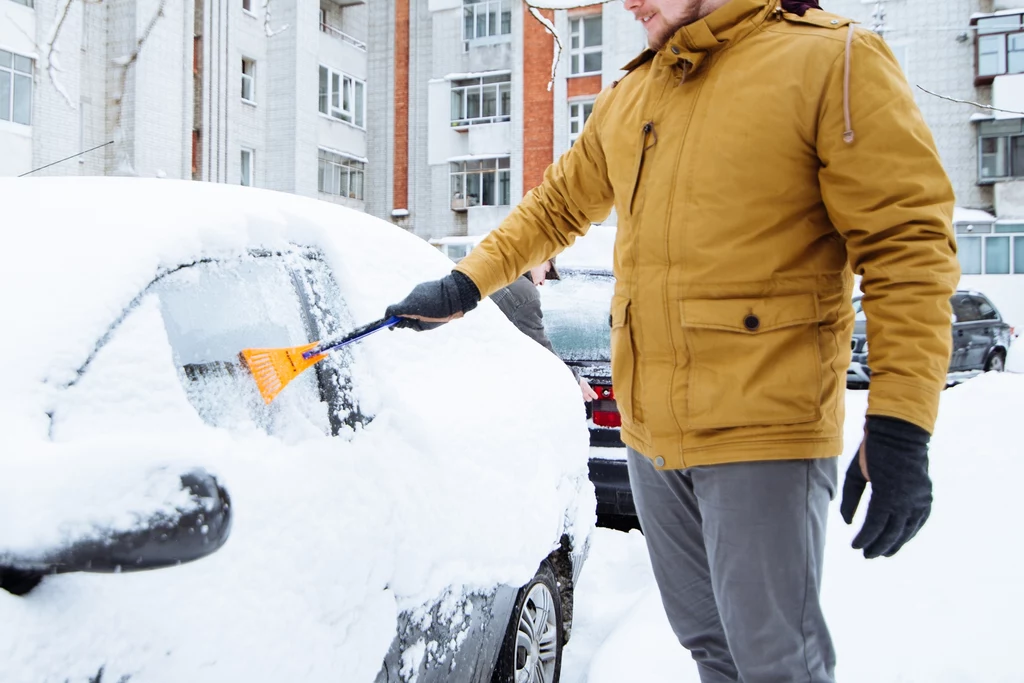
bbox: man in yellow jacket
[387,0,960,679]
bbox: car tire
[491,559,563,683]
[986,349,1006,373]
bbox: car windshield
[540,270,614,362]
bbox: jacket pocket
[609,296,637,425]
[680,294,823,430]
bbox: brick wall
[522,5,553,193]
[393,0,410,211]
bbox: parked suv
[541,267,640,532]
[848,290,1014,388]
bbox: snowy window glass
[450,74,511,126]
[463,0,512,42]
[242,0,252,12]
[449,157,510,209]
[540,270,614,362]
[0,49,33,126]
[318,65,365,128]
[240,149,253,186]
[241,58,256,102]
[568,100,595,146]
[974,13,1024,79]
[318,149,366,200]
[10,0,33,6]
[570,15,603,76]
[152,257,333,436]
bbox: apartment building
[825,0,1024,323]
[1,0,369,212]
[365,0,645,245]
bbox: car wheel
[986,350,1006,373]
[492,560,563,683]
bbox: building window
[10,0,33,7]
[568,99,594,145]
[192,130,201,177]
[318,65,366,128]
[242,0,252,12]
[977,118,1024,182]
[955,223,1024,275]
[241,58,256,103]
[463,0,512,42]
[240,149,253,186]
[450,157,511,210]
[0,49,33,126]
[450,74,511,127]
[569,15,602,76]
[974,12,1024,83]
[318,149,365,200]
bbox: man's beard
[647,2,705,51]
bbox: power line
[18,140,114,177]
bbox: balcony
[320,21,366,51]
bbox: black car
[541,267,640,532]
[848,289,1015,388]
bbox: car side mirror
[0,469,231,596]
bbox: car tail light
[593,409,621,428]
[591,384,620,427]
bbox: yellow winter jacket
[456,0,959,469]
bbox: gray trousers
[626,449,839,683]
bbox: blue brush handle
[303,315,402,359]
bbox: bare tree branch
[527,7,562,92]
[110,0,167,174]
[916,85,1024,117]
[263,0,289,38]
[524,1,619,91]
[44,0,77,109]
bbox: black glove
[385,271,481,331]
[840,415,932,559]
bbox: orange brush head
[239,342,326,404]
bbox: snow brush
[240,315,401,404]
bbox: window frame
[569,14,603,76]
[976,118,1024,183]
[449,157,511,210]
[955,222,1024,275]
[450,73,512,127]
[568,98,595,146]
[241,57,256,103]
[242,0,254,14]
[462,0,513,44]
[240,148,254,186]
[973,12,1024,84]
[317,148,366,201]
[0,48,34,126]
[318,65,366,129]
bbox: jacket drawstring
[843,24,855,144]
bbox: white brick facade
[2,0,368,211]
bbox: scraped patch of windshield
[540,271,614,362]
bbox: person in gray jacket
[490,258,599,403]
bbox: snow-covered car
[0,177,594,683]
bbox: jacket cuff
[450,270,481,313]
[865,375,943,435]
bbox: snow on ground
[563,374,1024,683]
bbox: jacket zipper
[628,121,654,215]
